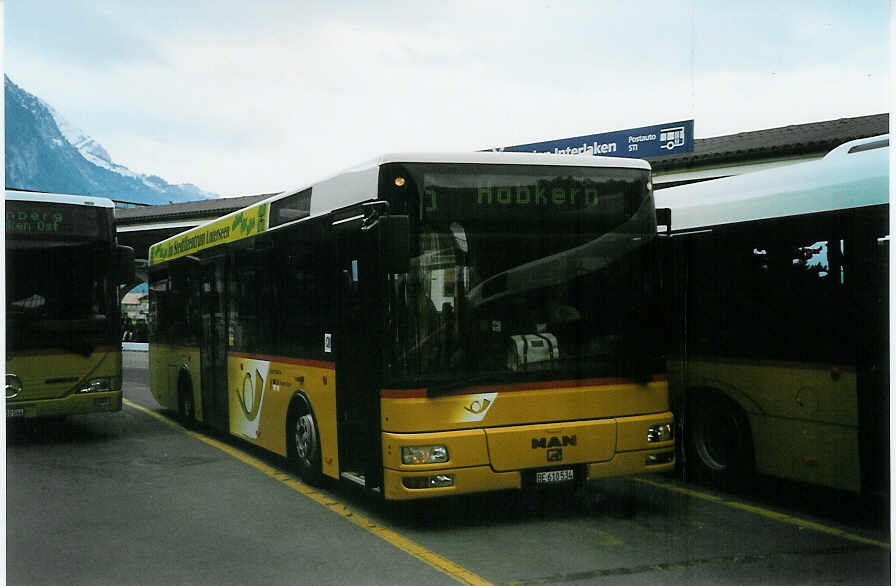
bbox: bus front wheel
[288,405,324,487]
[686,391,754,489]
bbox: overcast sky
[5,1,890,198]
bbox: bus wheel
[288,406,324,487]
[686,392,754,489]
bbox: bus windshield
[385,163,662,389]
[6,204,116,353]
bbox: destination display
[6,201,102,237]
[420,167,647,227]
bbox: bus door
[334,224,384,489]
[199,257,228,431]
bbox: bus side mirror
[117,245,136,285]
[379,215,410,274]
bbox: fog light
[646,452,674,465]
[402,445,449,465]
[647,423,673,443]
[430,474,453,487]
[81,376,120,393]
[402,474,455,489]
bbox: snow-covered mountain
[5,75,218,204]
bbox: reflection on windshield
[387,168,662,388]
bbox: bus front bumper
[382,449,675,500]
[383,413,675,500]
[6,391,123,420]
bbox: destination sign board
[6,201,103,237]
[487,120,694,159]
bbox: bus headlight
[402,445,449,465]
[647,423,673,443]
[80,376,122,393]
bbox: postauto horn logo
[230,359,270,440]
[237,370,264,422]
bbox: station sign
[487,120,694,159]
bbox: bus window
[688,229,848,364]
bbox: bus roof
[5,189,115,208]
[655,135,889,232]
[366,151,649,169]
[149,151,651,266]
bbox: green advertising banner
[149,202,269,265]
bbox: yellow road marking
[124,399,492,586]
[634,477,890,550]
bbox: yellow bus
[6,190,135,420]
[656,135,889,494]
[147,152,675,500]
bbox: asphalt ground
[6,351,891,585]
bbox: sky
[4,1,890,198]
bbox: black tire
[287,403,324,487]
[685,391,754,489]
[177,377,195,428]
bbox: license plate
[6,407,25,419]
[535,469,574,484]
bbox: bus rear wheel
[288,407,324,487]
[686,391,754,489]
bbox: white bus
[656,135,889,494]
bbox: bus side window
[275,231,319,358]
[688,230,847,363]
[255,244,278,355]
[166,263,199,346]
[149,273,169,345]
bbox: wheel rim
[295,414,317,464]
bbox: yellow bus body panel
[7,348,122,418]
[382,378,669,433]
[669,357,860,492]
[226,354,340,480]
[380,380,674,500]
[485,420,617,470]
[149,346,340,480]
[148,344,203,419]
